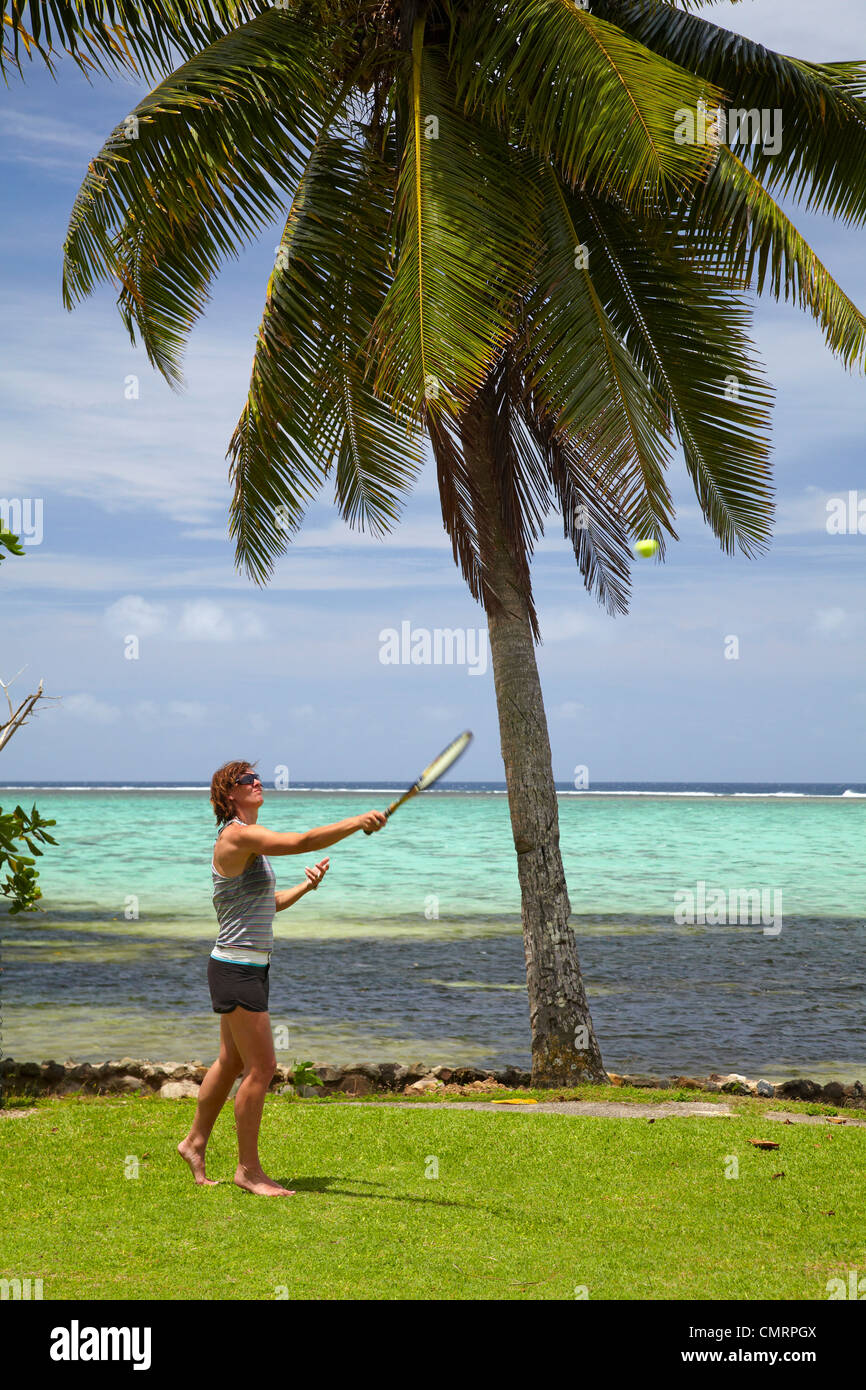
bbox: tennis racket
[363,730,473,833]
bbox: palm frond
[631,3,748,10]
[1,0,259,79]
[445,0,725,211]
[518,163,677,551]
[428,405,500,620]
[680,147,866,369]
[229,131,424,584]
[62,7,354,386]
[595,0,866,225]
[485,346,553,638]
[521,389,634,616]
[368,16,543,427]
[576,187,775,554]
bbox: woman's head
[210,759,263,825]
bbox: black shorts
[207,956,270,1014]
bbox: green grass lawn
[2,1092,863,1300]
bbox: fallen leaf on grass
[490,1098,538,1105]
[507,1270,562,1288]
[452,1264,496,1281]
[820,1210,836,1216]
[826,1117,847,1125]
[749,1139,780,1150]
[771,1172,785,1179]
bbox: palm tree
[52,0,866,1084]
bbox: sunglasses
[234,773,262,787]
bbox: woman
[178,759,386,1196]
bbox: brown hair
[210,759,258,825]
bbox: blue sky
[1,0,864,785]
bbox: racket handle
[363,806,394,835]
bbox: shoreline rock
[0,1057,863,1107]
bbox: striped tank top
[211,817,276,965]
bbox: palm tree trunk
[458,376,609,1087]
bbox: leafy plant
[290,1060,323,1090]
[0,524,55,911]
[0,804,58,913]
[0,524,25,564]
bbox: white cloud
[0,298,258,525]
[61,693,121,723]
[287,705,315,720]
[772,488,866,539]
[552,701,586,719]
[0,547,464,595]
[814,607,851,634]
[100,595,269,644]
[180,511,448,553]
[418,704,459,723]
[167,701,209,723]
[0,292,446,537]
[130,700,159,727]
[178,527,237,543]
[131,700,210,727]
[242,612,269,639]
[104,594,167,637]
[543,609,605,643]
[0,109,114,176]
[175,600,268,642]
[775,488,834,536]
[177,600,235,642]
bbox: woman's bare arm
[221,810,385,870]
[275,880,315,912]
[275,859,329,912]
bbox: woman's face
[230,769,264,817]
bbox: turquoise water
[2,788,864,1078]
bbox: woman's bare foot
[234,1164,295,1197]
[177,1138,219,1186]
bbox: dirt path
[341,1099,866,1125]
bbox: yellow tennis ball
[635,538,659,558]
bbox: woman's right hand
[357,810,387,833]
[304,858,330,890]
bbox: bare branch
[0,676,46,754]
[1,666,29,721]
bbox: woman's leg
[177,1014,244,1185]
[227,1006,295,1197]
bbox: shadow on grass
[263,1173,506,1217]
